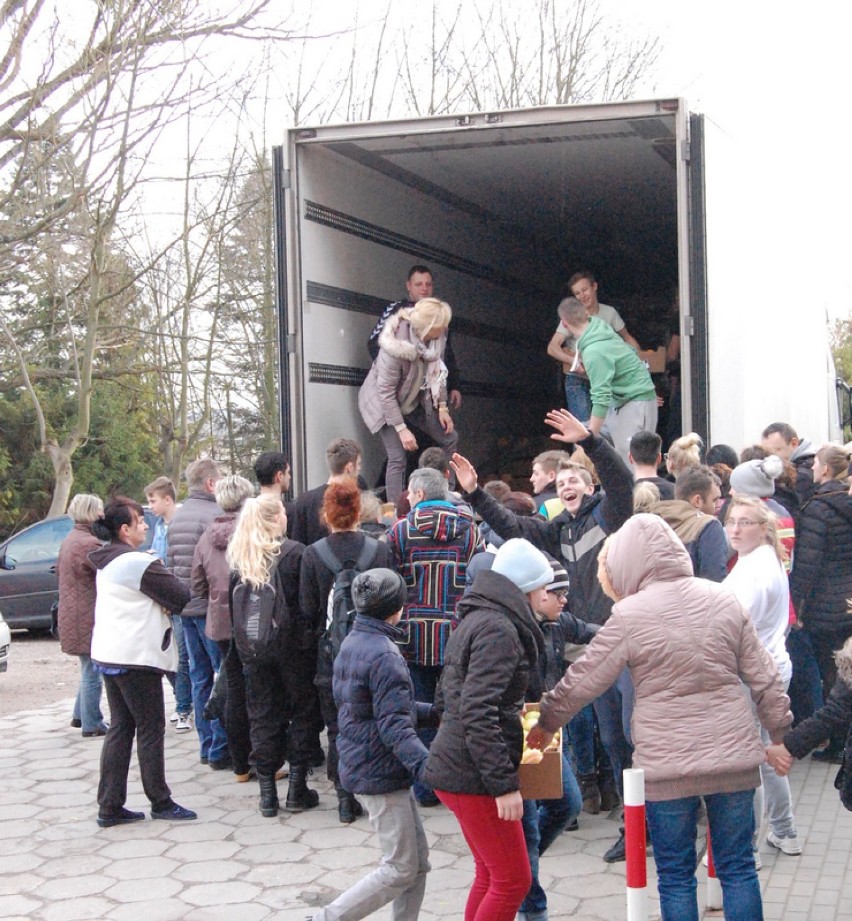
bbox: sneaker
[169,711,179,723]
[767,831,802,856]
[175,712,193,734]
[603,828,626,863]
[82,727,108,738]
[754,850,762,870]
[97,807,145,828]
[151,801,197,821]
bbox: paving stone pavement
[0,693,850,920]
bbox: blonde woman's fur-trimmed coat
[358,310,448,434]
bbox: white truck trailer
[273,98,842,491]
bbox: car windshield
[4,518,73,566]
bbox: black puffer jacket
[465,432,633,626]
[789,480,852,633]
[424,569,545,798]
[334,615,432,794]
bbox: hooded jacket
[57,522,101,656]
[424,569,546,797]
[651,499,728,582]
[358,310,449,434]
[334,614,431,794]
[89,542,189,672]
[389,499,484,666]
[576,316,656,421]
[191,511,240,642]
[166,491,221,616]
[536,515,792,802]
[465,432,633,626]
[790,480,852,632]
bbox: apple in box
[518,707,563,800]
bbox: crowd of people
[52,262,852,921]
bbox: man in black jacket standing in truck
[451,408,637,862]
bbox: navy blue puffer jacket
[333,615,431,794]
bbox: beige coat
[358,309,448,434]
[538,513,792,801]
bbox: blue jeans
[72,653,106,733]
[408,663,441,803]
[646,789,762,921]
[564,373,591,422]
[568,704,596,775]
[166,613,192,716]
[520,752,583,915]
[591,670,634,798]
[787,627,824,726]
[180,615,228,762]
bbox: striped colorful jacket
[389,499,484,667]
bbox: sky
[615,0,852,320]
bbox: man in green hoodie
[557,296,657,463]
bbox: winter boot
[578,772,602,815]
[257,773,279,818]
[337,789,363,824]
[598,769,621,813]
[285,765,319,813]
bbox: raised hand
[450,453,478,494]
[545,408,590,444]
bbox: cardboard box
[519,713,563,800]
[639,346,667,374]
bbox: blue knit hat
[492,539,554,593]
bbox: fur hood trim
[837,632,852,686]
[377,309,446,363]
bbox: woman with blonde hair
[790,443,852,761]
[227,494,320,817]
[358,296,457,504]
[665,432,703,479]
[723,497,800,861]
[57,493,106,736]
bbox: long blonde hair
[725,496,787,565]
[226,494,285,589]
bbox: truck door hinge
[683,315,695,336]
[681,140,691,162]
[285,333,296,353]
[278,169,291,190]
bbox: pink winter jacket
[537,514,792,801]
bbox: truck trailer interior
[281,100,700,491]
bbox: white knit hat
[492,539,554,593]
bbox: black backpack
[231,563,286,663]
[312,536,380,687]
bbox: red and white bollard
[705,828,723,910]
[624,768,648,921]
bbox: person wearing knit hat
[351,568,408,621]
[314,569,434,921]
[730,455,783,498]
[491,538,554,593]
[424,537,550,921]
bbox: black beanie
[351,568,407,620]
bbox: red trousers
[436,790,531,921]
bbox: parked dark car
[0,511,156,633]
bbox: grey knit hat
[730,455,783,498]
[351,568,408,620]
[492,539,554,593]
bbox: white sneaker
[767,831,802,856]
[175,713,193,734]
[754,851,762,870]
[169,711,179,723]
